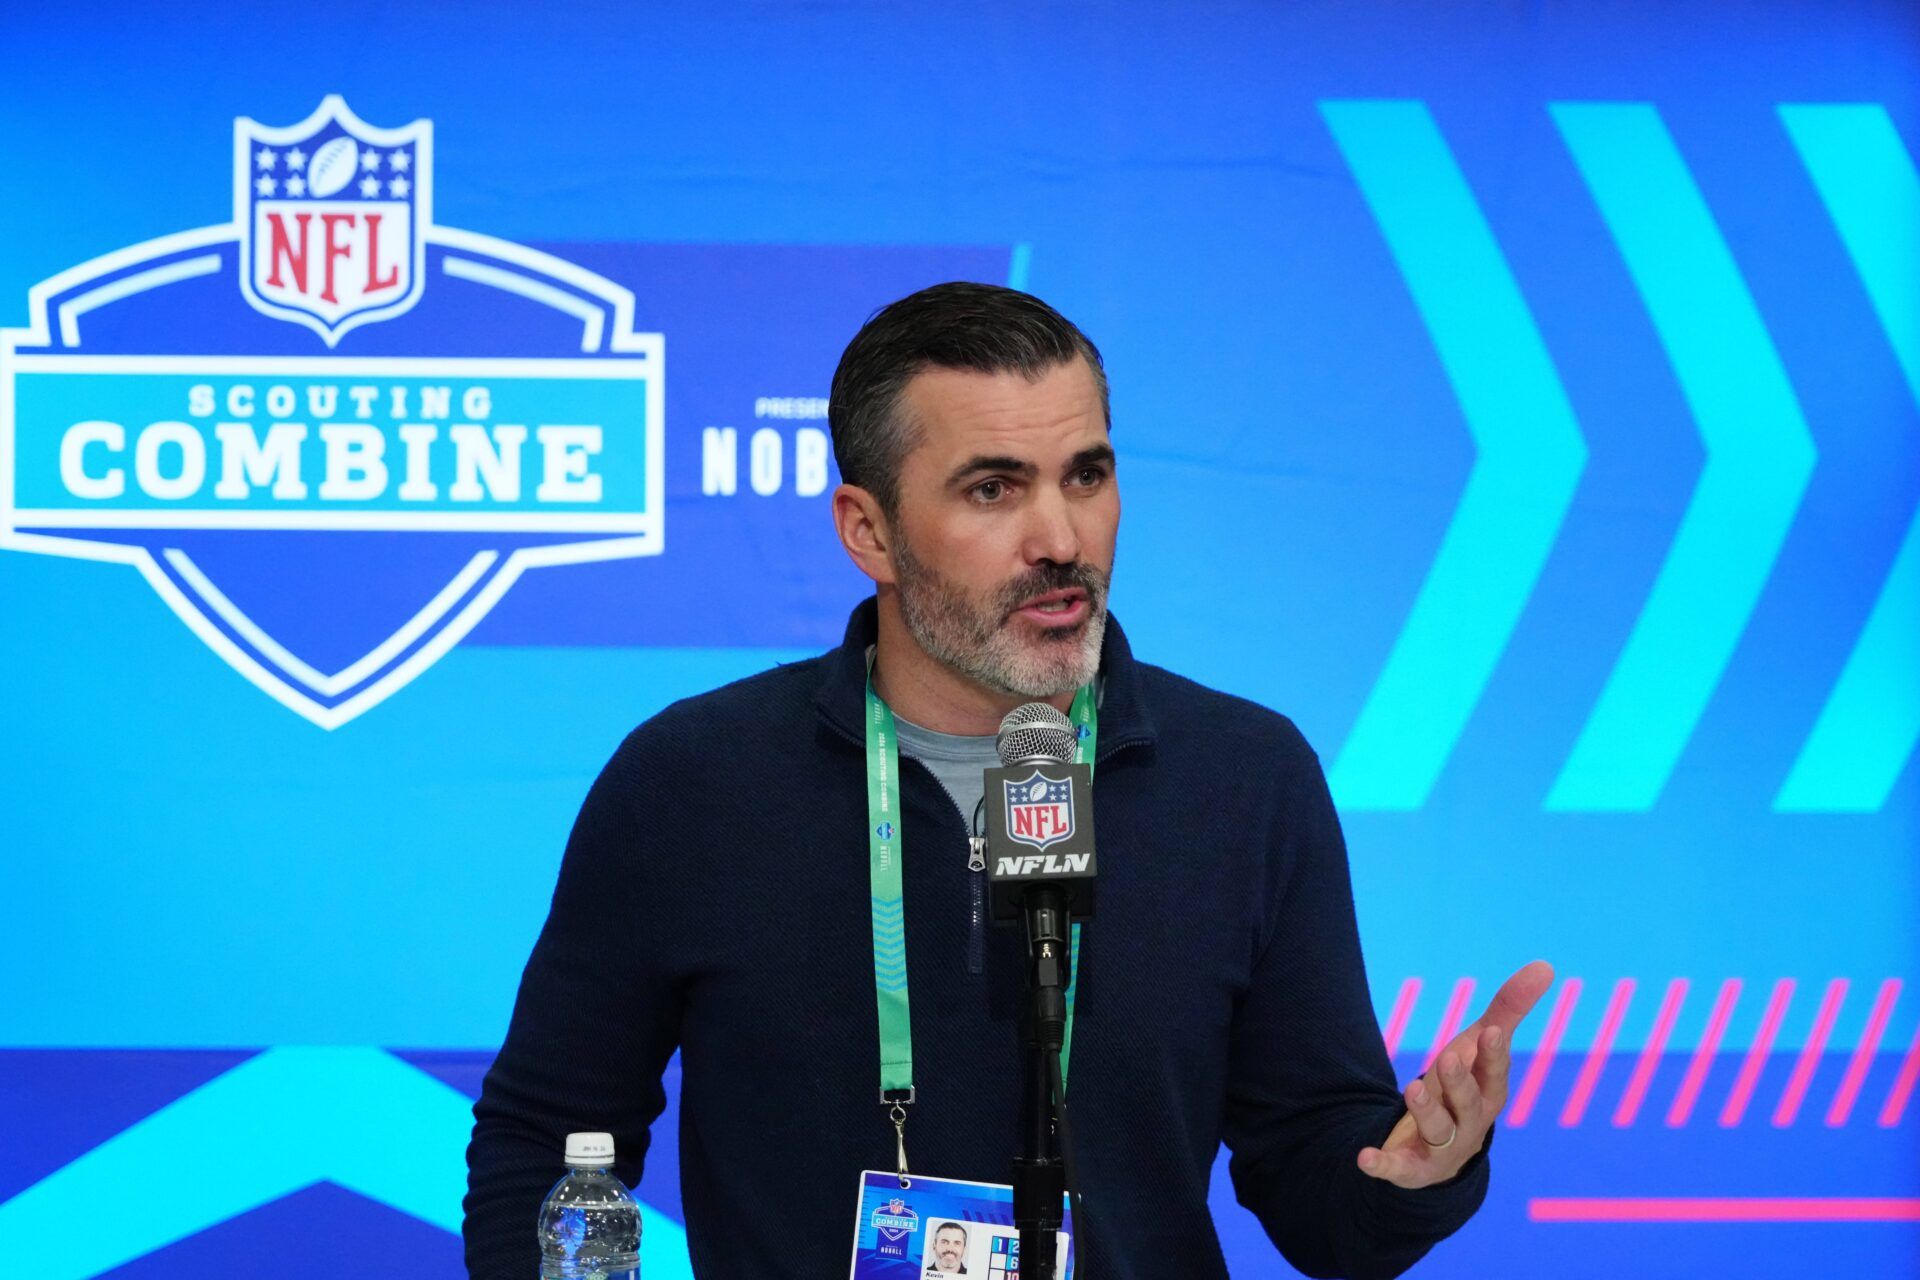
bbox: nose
[1021,485,1081,567]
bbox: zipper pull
[967,836,987,873]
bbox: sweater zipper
[913,760,989,977]
[966,832,987,976]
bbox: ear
[831,482,899,586]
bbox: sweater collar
[814,595,1157,762]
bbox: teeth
[1035,599,1070,613]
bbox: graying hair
[827,281,1109,516]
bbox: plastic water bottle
[538,1132,640,1280]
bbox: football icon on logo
[307,136,359,197]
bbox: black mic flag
[985,702,1097,921]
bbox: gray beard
[891,534,1107,699]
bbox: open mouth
[1012,588,1089,627]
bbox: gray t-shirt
[893,714,1000,835]
[893,680,1105,833]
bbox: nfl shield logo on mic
[1002,771,1076,852]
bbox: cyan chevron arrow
[1547,103,1818,811]
[0,1047,693,1280]
[1320,100,1588,810]
[1775,105,1920,812]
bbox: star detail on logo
[358,175,381,198]
[254,174,277,197]
[391,150,412,172]
[255,146,276,170]
[360,148,382,172]
[389,176,411,198]
[286,146,308,170]
[285,174,307,197]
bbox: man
[927,1221,969,1273]
[464,282,1553,1278]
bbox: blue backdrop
[2,2,1916,1276]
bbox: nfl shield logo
[1003,771,1076,851]
[236,96,427,344]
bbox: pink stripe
[1561,978,1635,1126]
[1529,1198,1920,1224]
[1421,977,1476,1073]
[1721,978,1795,1127]
[1509,977,1581,1128]
[1880,1019,1920,1127]
[1667,978,1741,1128]
[1382,978,1421,1059]
[1827,979,1900,1127]
[1773,978,1848,1127]
[1613,978,1688,1127]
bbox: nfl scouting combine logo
[870,1195,919,1257]
[0,97,663,727]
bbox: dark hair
[828,281,1109,516]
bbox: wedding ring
[1422,1123,1458,1150]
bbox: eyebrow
[1069,443,1116,473]
[945,454,1035,487]
[944,443,1115,488]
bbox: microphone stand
[1013,885,1071,1280]
[987,707,1095,1279]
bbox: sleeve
[462,728,686,1280]
[1221,739,1489,1280]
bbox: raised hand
[1357,960,1556,1189]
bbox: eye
[970,478,1008,503]
[1070,464,1107,488]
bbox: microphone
[986,702,1098,922]
[985,701,1098,1060]
[989,702,1097,1278]
[997,701,1078,766]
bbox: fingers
[1406,1070,1457,1146]
[1356,1131,1429,1186]
[1477,960,1556,1037]
[1474,1023,1512,1107]
[1360,986,1549,1191]
[1434,1050,1484,1136]
[1357,1110,1419,1183]
[1357,1144,1412,1183]
[1447,1023,1482,1076]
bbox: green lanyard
[864,667,1098,1116]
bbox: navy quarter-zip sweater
[464,599,1489,1278]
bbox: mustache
[995,561,1108,618]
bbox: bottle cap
[564,1132,615,1167]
